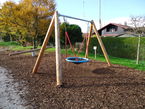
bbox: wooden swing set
[32,11,111,87]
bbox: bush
[60,23,83,46]
[2,34,11,42]
[89,37,145,60]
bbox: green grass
[0,41,20,46]
[92,54,145,71]
[0,41,144,71]
[45,48,55,52]
[0,41,41,51]
[62,50,145,71]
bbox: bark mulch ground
[0,51,145,109]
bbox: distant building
[98,23,135,37]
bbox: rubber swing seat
[65,57,89,64]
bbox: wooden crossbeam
[9,49,40,56]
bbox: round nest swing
[65,57,89,64]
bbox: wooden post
[55,11,63,86]
[32,14,55,74]
[85,21,93,58]
[9,48,40,56]
[92,21,111,66]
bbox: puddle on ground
[0,67,29,109]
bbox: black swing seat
[65,57,89,64]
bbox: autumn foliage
[0,0,55,47]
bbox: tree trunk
[33,32,38,49]
[33,36,36,49]
[136,34,141,64]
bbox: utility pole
[82,0,85,17]
[99,0,102,29]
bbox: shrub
[89,37,145,60]
[60,22,83,46]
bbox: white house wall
[102,26,125,36]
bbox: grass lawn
[90,54,145,71]
[61,50,145,71]
[0,41,145,71]
[0,41,40,51]
[0,41,19,46]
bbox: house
[98,23,134,37]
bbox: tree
[0,1,18,42]
[130,16,145,64]
[60,22,83,47]
[20,0,56,48]
[0,0,55,47]
[0,1,34,45]
[130,16,145,34]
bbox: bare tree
[130,16,145,64]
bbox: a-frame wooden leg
[85,21,93,58]
[32,14,55,74]
[55,11,63,86]
[92,21,111,66]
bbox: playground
[0,51,145,108]
[0,11,145,108]
[0,0,145,108]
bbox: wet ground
[0,67,29,109]
[0,51,145,109]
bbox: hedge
[88,37,145,60]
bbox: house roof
[98,23,131,31]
